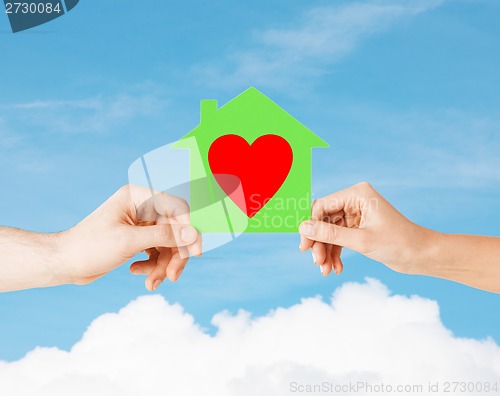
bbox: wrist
[403,226,445,276]
[406,227,451,278]
[46,230,73,286]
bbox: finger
[299,220,370,253]
[320,244,333,276]
[330,217,345,275]
[327,211,345,225]
[336,256,344,275]
[312,183,373,219]
[130,223,198,252]
[152,194,202,259]
[118,187,199,256]
[145,248,172,291]
[312,193,348,220]
[160,211,193,261]
[300,211,344,253]
[190,233,203,257]
[311,241,326,265]
[330,245,343,274]
[123,185,190,223]
[131,249,160,276]
[130,249,160,273]
[165,251,189,282]
[156,213,202,259]
[149,192,194,256]
[184,230,202,258]
[152,192,190,220]
[130,259,157,275]
[145,248,158,257]
[299,234,313,252]
[345,212,362,228]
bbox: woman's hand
[299,182,500,294]
[299,182,436,276]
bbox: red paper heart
[208,134,293,218]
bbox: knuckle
[311,199,326,220]
[356,181,372,191]
[177,197,188,207]
[177,197,190,212]
[327,225,337,243]
[319,223,336,243]
[311,199,320,215]
[117,184,132,196]
[110,185,130,203]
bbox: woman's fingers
[311,241,326,266]
[331,244,344,275]
[299,234,314,252]
[301,210,345,253]
[311,182,374,220]
[320,244,334,276]
[312,191,350,220]
[299,220,369,253]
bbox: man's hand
[0,185,201,292]
[59,185,202,291]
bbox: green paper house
[173,87,328,233]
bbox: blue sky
[0,0,499,361]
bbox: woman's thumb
[299,220,369,253]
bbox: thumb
[299,220,370,253]
[130,224,198,252]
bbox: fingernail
[299,243,302,250]
[300,223,315,236]
[181,226,197,243]
[320,265,325,275]
[152,279,162,291]
[312,253,317,265]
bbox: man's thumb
[130,224,198,252]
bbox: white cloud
[0,90,167,135]
[1,278,498,396]
[196,0,444,91]
[6,98,101,110]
